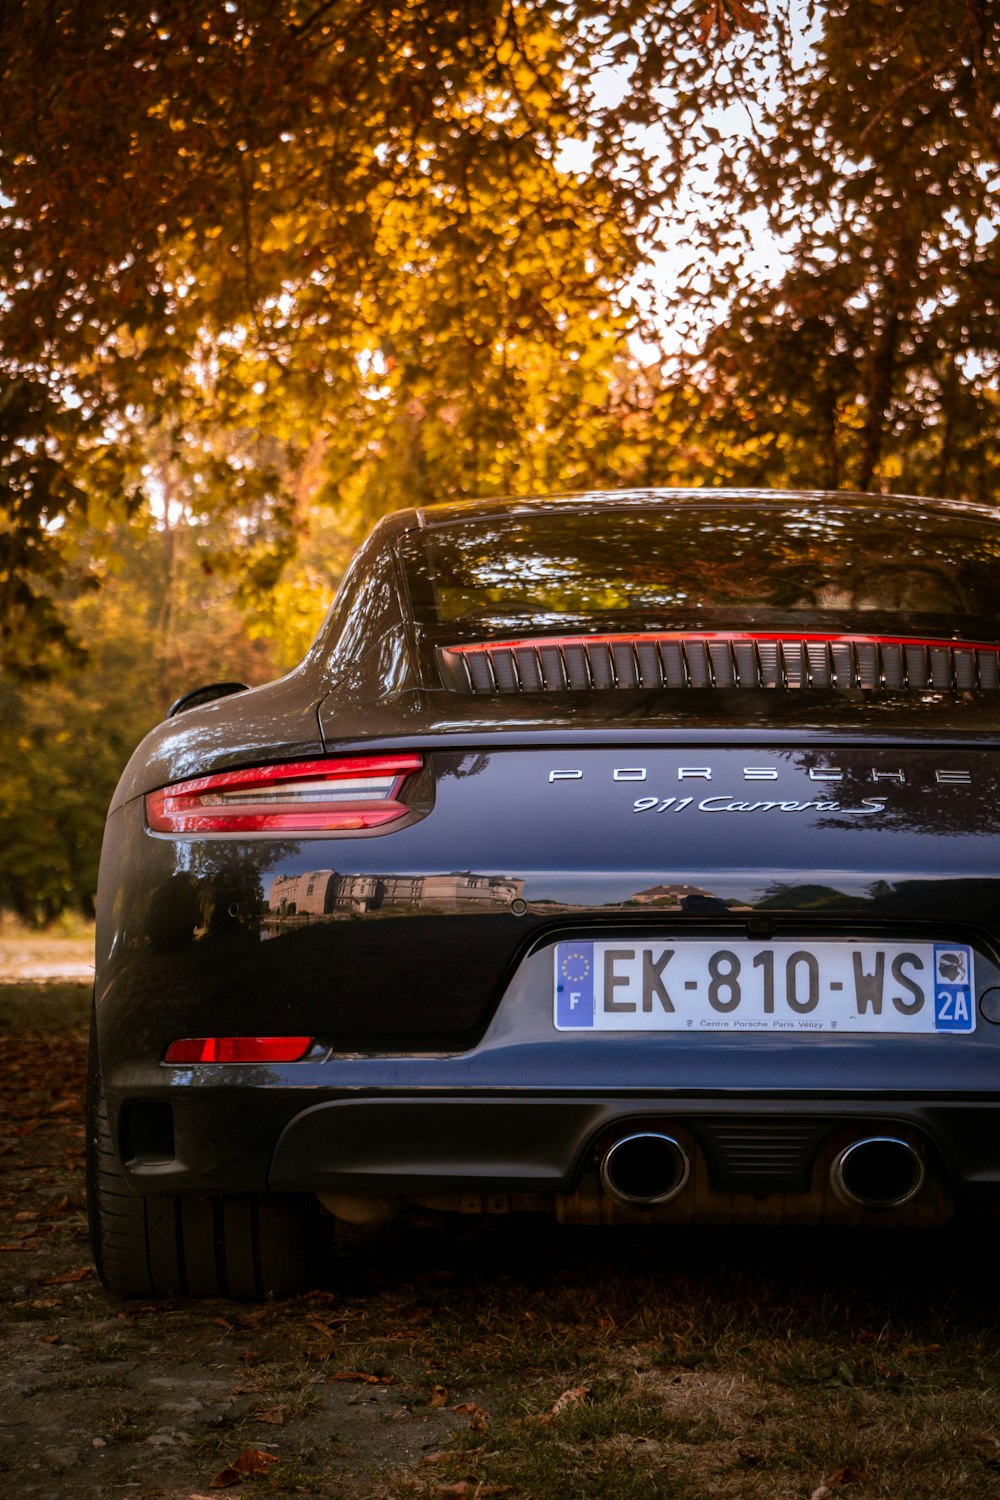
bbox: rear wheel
[86,1014,331,1299]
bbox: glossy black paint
[167,681,250,718]
[93,490,1000,1224]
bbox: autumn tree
[6,0,996,682]
[0,509,291,918]
[1,0,782,670]
[662,0,1000,498]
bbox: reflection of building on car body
[267,869,524,916]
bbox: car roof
[410,487,997,530]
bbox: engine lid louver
[439,633,1000,694]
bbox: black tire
[86,1012,332,1299]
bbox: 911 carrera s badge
[631,795,887,815]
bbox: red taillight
[163,1036,314,1063]
[145,754,422,834]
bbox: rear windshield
[400,505,1000,633]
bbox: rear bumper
[117,1085,1000,1211]
[267,1095,1000,1197]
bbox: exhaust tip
[831,1136,925,1210]
[600,1132,690,1207]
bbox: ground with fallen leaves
[4,983,1000,1499]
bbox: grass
[248,1459,345,1495]
[81,1338,133,1362]
[323,1219,1000,1500]
[377,1335,1000,1499]
[99,1399,157,1437]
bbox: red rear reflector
[146,754,422,834]
[164,1036,314,1064]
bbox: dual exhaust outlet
[599,1130,926,1211]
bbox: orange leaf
[524,1385,590,1424]
[452,1402,489,1433]
[434,1486,512,1497]
[234,1449,280,1476]
[306,1315,346,1336]
[40,1266,92,1285]
[428,1384,450,1408]
[326,1370,397,1385]
[303,1343,336,1362]
[208,1468,241,1490]
[250,1406,287,1425]
[210,1448,280,1487]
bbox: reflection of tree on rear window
[403,505,995,629]
[800,566,964,614]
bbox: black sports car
[88,488,1000,1298]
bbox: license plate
[553,940,975,1033]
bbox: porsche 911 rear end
[88,491,1000,1297]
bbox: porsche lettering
[548,766,974,785]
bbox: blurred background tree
[668,0,1000,496]
[1,0,998,916]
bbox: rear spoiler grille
[439,633,1000,694]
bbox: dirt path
[5,996,1000,1498]
[0,925,94,984]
